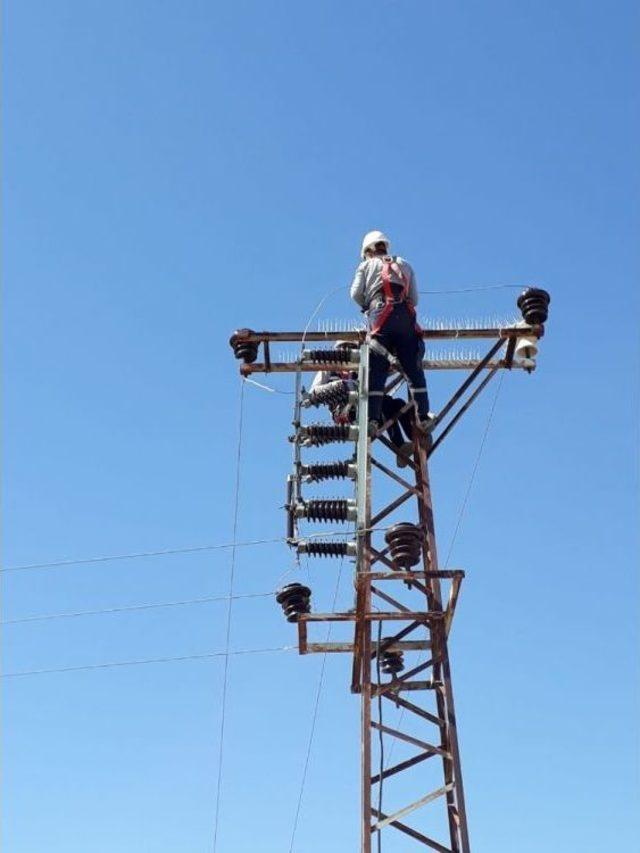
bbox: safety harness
[369,255,418,334]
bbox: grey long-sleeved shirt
[349,255,418,309]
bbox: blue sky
[3,1,638,851]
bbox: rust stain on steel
[370,810,453,853]
[383,692,445,727]
[370,585,412,613]
[372,680,442,695]
[370,750,435,785]
[297,618,307,654]
[368,570,464,582]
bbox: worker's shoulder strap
[381,255,409,297]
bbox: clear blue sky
[3,2,638,851]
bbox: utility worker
[308,342,358,425]
[350,230,433,435]
[307,342,416,466]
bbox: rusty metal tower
[229,287,550,852]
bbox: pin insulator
[293,424,357,446]
[229,328,259,364]
[517,288,550,326]
[296,540,356,558]
[275,583,312,623]
[380,644,405,676]
[303,349,358,364]
[384,522,423,568]
[301,461,352,482]
[305,379,350,409]
[295,499,356,522]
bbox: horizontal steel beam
[303,640,430,655]
[372,680,441,694]
[240,358,532,376]
[232,326,543,343]
[300,611,444,623]
[367,570,465,581]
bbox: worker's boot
[396,441,414,468]
[416,412,437,434]
[368,420,381,438]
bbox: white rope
[244,377,295,395]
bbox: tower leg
[415,437,470,852]
[355,345,373,853]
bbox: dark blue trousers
[368,303,429,422]
[381,396,414,447]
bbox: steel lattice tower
[229,287,549,852]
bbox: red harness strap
[370,259,395,333]
[370,256,418,334]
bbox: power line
[0,538,285,574]
[1,526,388,576]
[443,371,504,566]
[1,591,274,626]
[212,379,244,853]
[2,646,295,679]
[288,558,345,852]
[421,283,522,294]
[301,284,347,351]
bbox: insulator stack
[300,461,353,482]
[229,328,259,364]
[384,522,423,568]
[517,288,551,325]
[296,540,357,558]
[295,499,356,522]
[380,644,405,676]
[303,348,359,364]
[275,583,312,623]
[305,379,350,408]
[292,424,357,446]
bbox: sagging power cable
[288,557,345,852]
[1,591,274,626]
[443,372,505,566]
[2,646,295,679]
[1,526,392,576]
[212,379,245,853]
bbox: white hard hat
[361,230,390,259]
